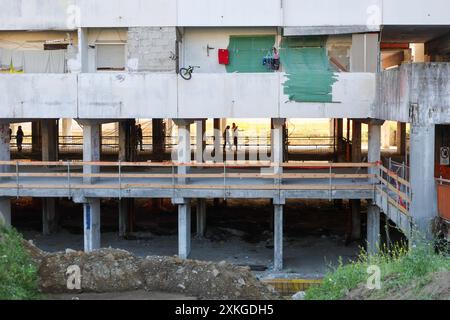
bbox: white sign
[440,147,449,166]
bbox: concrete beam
[41,119,58,161]
[0,198,11,227]
[409,124,438,239]
[396,122,406,157]
[274,204,283,271]
[196,199,206,238]
[367,203,381,255]
[83,199,101,252]
[178,201,191,259]
[195,119,206,163]
[42,198,57,235]
[82,122,101,184]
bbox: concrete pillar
[0,124,11,227]
[351,120,362,240]
[0,198,11,227]
[62,119,72,140]
[82,122,101,184]
[410,124,437,239]
[119,199,130,238]
[195,120,206,163]
[83,199,101,252]
[78,28,89,73]
[367,204,381,255]
[42,198,57,235]
[175,120,192,180]
[213,119,222,162]
[41,119,58,161]
[368,121,383,176]
[178,201,191,259]
[31,121,42,154]
[397,122,406,157]
[336,119,345,162]
[152,119,166,161]
[274,204,283,271]
[196,199,206,237]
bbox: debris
[292,291,306,300]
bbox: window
[96,44,125,71]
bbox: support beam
[367,204,381,255]
[0,124,11,227]
[213,118,222,162]
[0,198,11,227]
[396,122,406,157]
[31,121,41,154]
[178,201,191,259]
[152,119,166,161]
[196,199,206,238]
[195,119,206,163]
[41,119,58,161]
[82,122,101,184]
[42,198,57,235]
[410,124,437,239]
[351,120,362,240]
[336,119,345,162]
[83,199,101,252]
[274,204,283,271]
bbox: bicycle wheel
[180,68,192,80]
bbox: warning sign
[440,147,449,165]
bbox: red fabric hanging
[218,49,229,65]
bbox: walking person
[136,124,144,151]
[16,126,24,152]
[232,123,239,150]
[223,125,232,151]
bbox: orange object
[437,183,450,221]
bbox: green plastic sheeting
[280,36,338,103]
[226,35,276,73]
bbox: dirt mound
[141,256,275,299]
[28,241,277,300]
[345,270,450,300]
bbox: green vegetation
[0,226,41,300]
[306,241,450,300]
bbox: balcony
[0,72,375,119]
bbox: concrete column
[410,124,437,239]
[152,119,166,161]
[42,198,57,235]
[367,204,381,255]
[83,199,101,252]
[119,199,130,238]
[336,119,345,162]
[0,124,11,227]
[62,119,72,140]
[31,121,42,154]
[82,122,101,184]
[351,120,362,240]
[195,120,206,163]
[175,120,192,181]
[213,119,222,162]
[196,199,206,238]
[0,198,11,227]
[78,28,89,73]
[368,121,383,176]
[274,204,283,271]
[41,119,58,161]
[178,201,191,259]
[397,122,406,157]
[271,119,285,165]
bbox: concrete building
[0,0,449,270]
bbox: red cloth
[218,49,229,65]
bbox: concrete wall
[0,74,77,118]
[375,63,450,124]
[127,27,177,72]
[0,0,448,30]
[0,72,375,119]
[182,28,278,73]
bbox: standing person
[136,124,144,151]
[272,47,280,71]
[16,126,24,152]
[232,123,239,150]
[223,125,232,151]
[8,128,12,141]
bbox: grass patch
[0,226,41,300]
[305,241,450,300]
